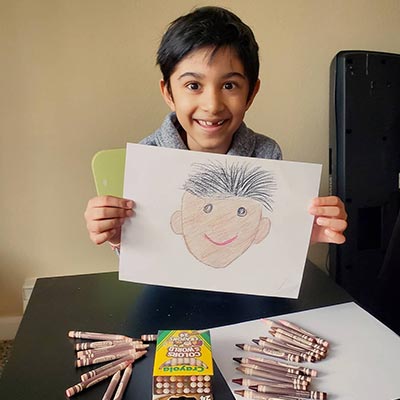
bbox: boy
[84,6,347,250]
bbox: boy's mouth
[196,119,226,127]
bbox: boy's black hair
[157,6,259,101]
[183,161,276,212]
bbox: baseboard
[0,316,22,340]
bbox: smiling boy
[84,6,347,250]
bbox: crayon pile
[65,330,158,399]
[233,318,330,400]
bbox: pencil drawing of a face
[170,161,276,268]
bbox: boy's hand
[84,196,135,245]
[308,196,347,244]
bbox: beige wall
[1,0,399,317]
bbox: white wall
[1,0,399,317]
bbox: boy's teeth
[199,120,224,126]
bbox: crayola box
[152,330,214,400]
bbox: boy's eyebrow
[177,72,247,80]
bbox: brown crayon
[76,349,146,368]
[270,329,327,354]
[249,385,328,400]
[236,343,301,363]
[77,342,149,359]
[236,366,309,388]
[112,364,132,400]
[278,319,329,348]
[234,389,289,399]
[141,333,158,342]
[81,354,141,381]
[101,370,121,400]
[68,331,131,342]
[65,359,132,397]
[239,363,311,384]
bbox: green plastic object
[91,148,126,197]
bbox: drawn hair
[183,161,276,211]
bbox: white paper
[210,302,400,400]
[120,143,321,298]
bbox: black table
[0,261,351,399]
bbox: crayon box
[152,330,214,400]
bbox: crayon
[80,353,144,381]
[232,377,306,391]
[236,366,308,387]
[141,333,158,342]
[277,319,329,348]
[75,339,143,351]
[236,343,301,363]
[234,389,289,399]
[101,370,121,400]
[76,349,147,368]
[113,364,132,400]
[252,338,318,362]
[68,331,131,342]
[233,356,318,377]
[77,342,149,359]
[65,359,132,397]
[238,363,311,384]
[249,385,328,400]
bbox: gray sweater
[140,113,282,160]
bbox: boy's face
[171,192,270,268]
[160,46,260,154]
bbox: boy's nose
[201,88,225,114]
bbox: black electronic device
[329,50,400,323]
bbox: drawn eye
[203,203,213,213]
[237,207,247,217]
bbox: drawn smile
[204,233,238,246]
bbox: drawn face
[171,192,271,268]
[160,46,260,154]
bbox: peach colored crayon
[68,331,131,342]
[236,366,309,388]
[80,354,138,381]
[264,319,316,344]
[75,339,143,351]
[65,359,132,397]
[101,370,121,400]
[236,343,301,363]
[113,364,132,400]
[278,320,329,348]
[76,349,146,367]
[249,385,328,400]
[234,389,289,399]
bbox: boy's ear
[245,79,261,111]
[160,79,176,111]
[253,216,271,244]
[170,210,183,235]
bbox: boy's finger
[316,217,348,232]
[309,206,345,218]
[89,196,134,209]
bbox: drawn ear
[253,217,271,244]
[170,210,183,235]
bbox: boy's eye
[203,203,213,214]
[187,82,200,90]
[223,82,236,90]
[237,207,247,217]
